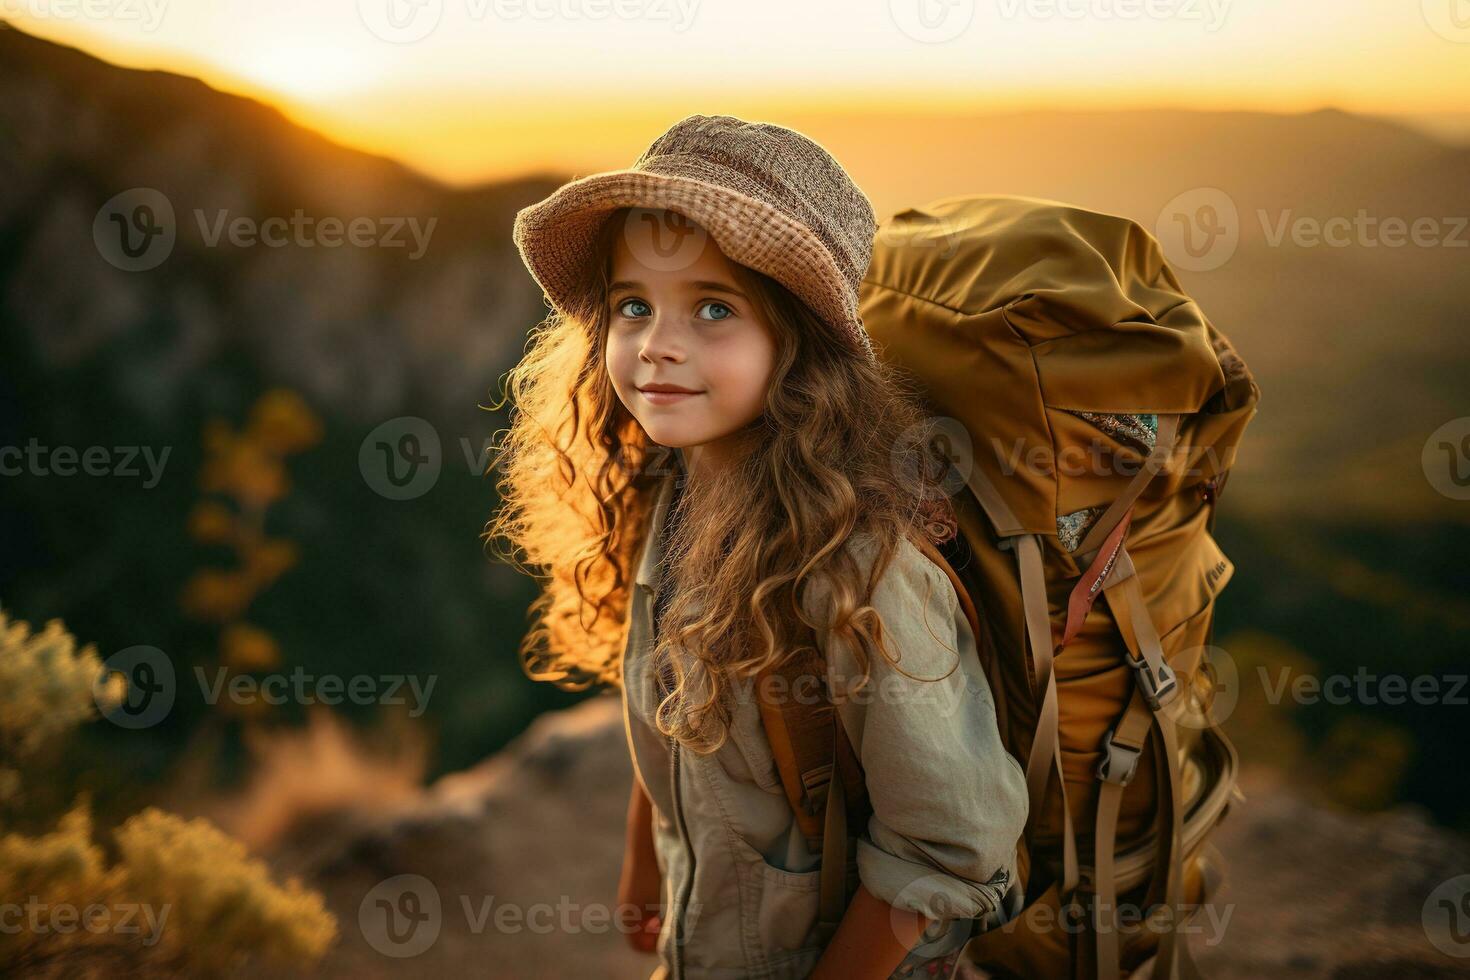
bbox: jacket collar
[634,467,680,596]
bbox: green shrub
[0,605,338,977]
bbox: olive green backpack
[756,194,1260,979]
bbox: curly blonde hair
[486,208,959,754]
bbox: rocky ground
[253,694,1470,979]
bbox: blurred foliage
[219,622,281,673]
[0,606,338,978]
[115,807,337,968]
[211,705,430,853]
[1314,718,1414,812]
[1222,630,1412,812]
[180,389,319,631]
[0,803,337,978]
[0,304,577,831]
[1212,514,1470,831]
[168,389,324,800]
[0,607,124,793]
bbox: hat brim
[512,169,872,359]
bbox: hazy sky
[8,0,1468,182]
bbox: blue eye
[617,298,651,318]
[698,301,734,321]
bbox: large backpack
[755,194,1260,979]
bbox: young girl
[494,114,1028,980]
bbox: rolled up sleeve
[810,535,1029,923]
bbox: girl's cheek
[716,354,774,413]
[605,342,639,397]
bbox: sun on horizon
[5,1,1467,184]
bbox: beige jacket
[621,470,1029,980]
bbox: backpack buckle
[1128,654,1179,710]
[800,764,833,816]
[1096,726,1142,786]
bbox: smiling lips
[638,382,703,404]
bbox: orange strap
[1061,507,1133,648]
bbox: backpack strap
[1092,546,1191,980]
[815,721,856,945]
[754,612,870,942]
[1013,531,1080,899]
[1092,686,1159,977]
[754,642,863,853]
[962,463,1082,901]
[758,533,984,943]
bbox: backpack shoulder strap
[754,642,863,853]
[754,637,867,945]
[910,532,1011,741]
[910,533,982,651]
[757,531,1002,939]
[757,531,979,851]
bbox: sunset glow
[6,0,1467,183]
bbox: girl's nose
[640,315,686,363]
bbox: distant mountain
[0,20,558,426]
[1383,109,1470,147]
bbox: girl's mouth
[638,388,703,405]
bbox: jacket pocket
[730,834,823,957]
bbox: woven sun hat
[511,113,879,361]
